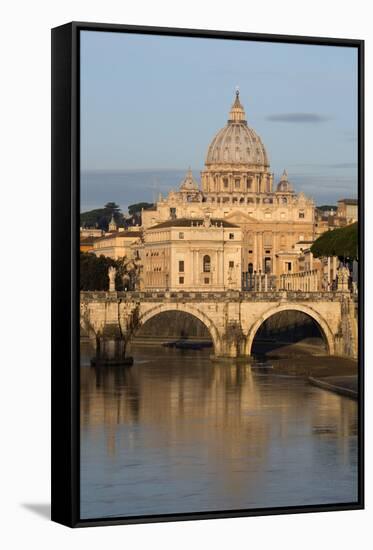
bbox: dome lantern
[228,90,247,123]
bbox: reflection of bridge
[80,290,358,360]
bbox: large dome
[205,92,269,168]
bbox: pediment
[224,210,257,224]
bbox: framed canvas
[51,22,364,527]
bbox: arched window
[248,263,254,274]
[203,255,211,273]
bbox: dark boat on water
[90,356,134,367]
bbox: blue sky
[80,30,358,209]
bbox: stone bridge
[80,290,358,361]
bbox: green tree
[104,202,121,215]
[80,202,124,231]
[128,202,154,216]
[80,252,127,291]
[311,223,358,261]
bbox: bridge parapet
[80,290,347,304]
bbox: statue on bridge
[108,266,117,292]
[337,265,350,292]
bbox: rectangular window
[170,207,177,218]
[223,178,228,188]
[179,276,184,284]
[179,232,184,239]
[235,179,240,188]
[179,260,184,272]
[299,212,305,218]
[204,277,210,284]
[229,261,234,268]
[248,250,253,254]
[229,233,234,239]
[286,262,292,272]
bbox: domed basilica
[140,91,316,291]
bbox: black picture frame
[51,21,364,528]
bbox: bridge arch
[246,303,335,356]
[133,303,223,355]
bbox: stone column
[260,232,264,272]
[254,233,258,271]
[327,257,331,290]
[194,250,199,286]
[191,248,195,286]
[214,250,219,286]
[333,256,337,283]
[272,234,277,276]
[257,232,263,272]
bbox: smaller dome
[179,168,199,191]
[276,169,293,193]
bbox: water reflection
[80,342,358,519]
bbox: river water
[80,343,358,520]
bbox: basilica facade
[139,91,315,291]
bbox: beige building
[141,92,315,284]
[337,198,358,223]
[93,228,142,260]
[139,217,242,291]
[89,92,355,294]
[80,227,104,252]
[80,227,104,238]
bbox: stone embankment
[265,345,358,399]
[308,375,358,399]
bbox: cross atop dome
[229,88,247,123]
